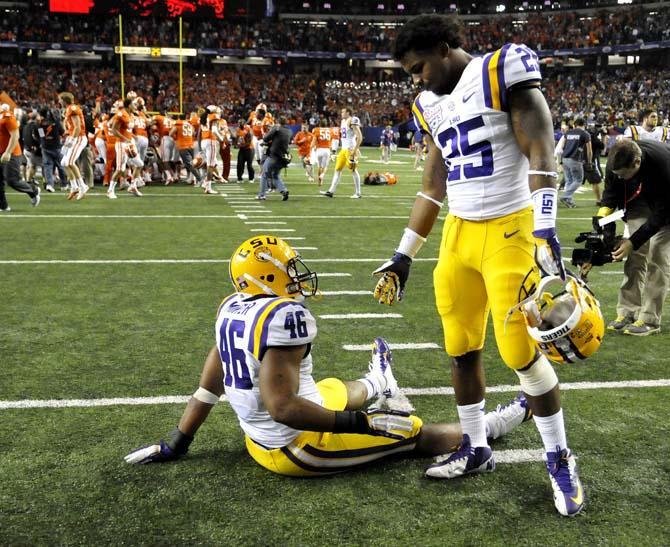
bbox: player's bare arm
[509,86,557,194]
[72,114,81,138]
[509,86,565,278]
[407,133,447,238]
[259,345,340,431]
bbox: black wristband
[167,428,194,455]
[333,411,369,434]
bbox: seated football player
[125,235,531,476]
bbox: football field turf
[2,149,669,545]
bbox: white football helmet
[512,274,605,364]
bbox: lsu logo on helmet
[512,273,604,364]
[229,235,318,299]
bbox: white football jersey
[340,116,360,150]
[215,293,320,448]
[412,43,543,220]
[624,124,669,142]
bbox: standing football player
[125,235,530,474]
[372,14,584,516]
[321,108,363,199]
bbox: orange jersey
[94,115,107,140]
[236,124,253,149]
[154,115,175,138]
[189,114,200,137]
[104,117,117,145]
[174,120,195,149]
[0,111,21,156]
[249,111,274,138]
[312,127,333,149]
[133,112,149,138]
[64,104,85,137]
[113,108,133,140]
[207,112,221,141]
[294,130,314,157]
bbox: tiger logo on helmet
[511,273,604,363]
[229,235,318,299]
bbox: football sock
[108,180,117,193]
[352,171,361,195]
[457,400,488,447]
[358,372,384,401]
[328,171,341,193]
[533,409,568,453]
[69,179,80,191]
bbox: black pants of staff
[179,148,202,183]
[236,147,255,183]
[0,155,38,210]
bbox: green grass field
[2,149,669,545]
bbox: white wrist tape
[531,187,557,232]
[416,192,444,208]
[396,228,426,258]
[193,387,221,405]
[528,170,559,179]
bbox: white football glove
[365,409,414,440]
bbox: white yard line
[321,290,372,296]
[319,313,402,319]
[344,343,441,351]
[315,273,351,277]
[0,215,242,219]
[249,228,296,232]
[292,247,318,250]
[243,221,287,225]
[4,379,668,410]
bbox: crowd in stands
[1,62,668,130]
[2,5,670,53]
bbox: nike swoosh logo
[463,91,476,103]
[570,483,584,506]
[504,230,520,239]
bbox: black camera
[571,222,621,267]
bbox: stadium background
[2,1,670,545]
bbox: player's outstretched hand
[372,252,412,305]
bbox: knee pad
[515,354,558,396]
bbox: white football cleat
[76,183,89,201]
[107,191,117,200]
[365,337,399,398]
[484,393,532,440]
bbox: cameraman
[256,116,290,202]
[597,139,670,336]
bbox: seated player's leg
[246,376,423,477]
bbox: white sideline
[344,343,441,351]
[3,379,668,410]
[319,313,402,319]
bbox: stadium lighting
[617,0,632,3]
[496,4,505,12]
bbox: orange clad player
[311,119,334,186]
[170,115,206,190]
[59,92,89,200]
[153,111,177,184]
[248,103,274,166]
[294,122,315,182]
[110,98,142,198]
[0,103,40,210]
[132,98,151,186]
